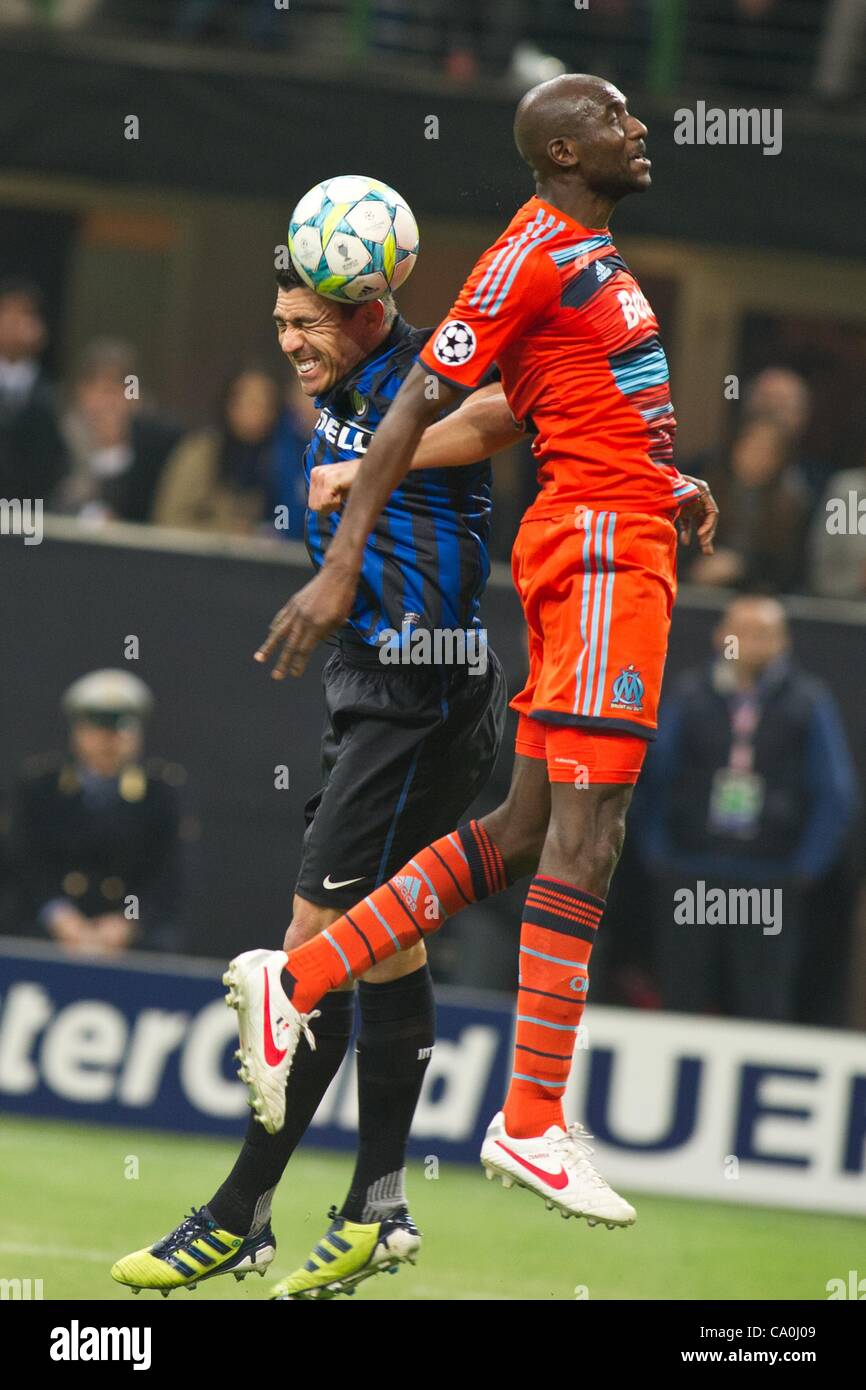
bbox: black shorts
[295,638,508,911]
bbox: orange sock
[502,875,603,1138]
[283,820,507,1013]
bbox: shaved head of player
[513,73,651,223]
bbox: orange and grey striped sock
[502,875,604,1138]
[282,820,508,1013]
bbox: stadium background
[1,2,865,1301]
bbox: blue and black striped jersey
[304,316,493,648]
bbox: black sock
[208,988,354,1236]
[339,964,435,1224]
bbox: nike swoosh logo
[495,1140,569,1190]
[263,970,286,1067]
[322,874,364,890]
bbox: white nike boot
[480,1111,636,1227]
[223,949,319,1135]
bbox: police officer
[7,670,183,954]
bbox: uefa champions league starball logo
[433,320,477,366]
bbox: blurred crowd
[0,1,861,101]
[678,367,866,601]
[2,276,866,592]
[0,277,315,543]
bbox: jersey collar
[528,194,613,242]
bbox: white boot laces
[274,1007,320,1053]
[299,1009,320,1052]
[552,1123,610,1190]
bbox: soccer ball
[288,175,419,303]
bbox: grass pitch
[0,1116,860,1301]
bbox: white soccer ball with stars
[288,175,419,303]
[432,320,477,366]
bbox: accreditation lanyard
[707,689,765,838]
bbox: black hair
[275,263,308,294]
[274,263,397,324]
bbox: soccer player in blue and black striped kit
[111,261,521,1299]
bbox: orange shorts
[515,716,649,784]
[510,507,678,781]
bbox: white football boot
[223,948,319,1135]
[480,1111,636,1228]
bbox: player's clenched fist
[255,564,357,679]
[677,475,719,554]
[308,460,359,514]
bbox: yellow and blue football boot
[111,1206,275,1296]
[269,1206,420,1300]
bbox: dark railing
[0,1,860,102]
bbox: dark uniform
[8,753,183,952]
[7,642,186,960]
[296,316,507,910]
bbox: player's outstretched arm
[308,384,521,513]
[256,364,461,678]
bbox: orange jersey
[419,196,700,520]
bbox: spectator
[687,367,828,509]
[152,366,282,535]
[637,595,858,1022]
[57,338,181,523]
[6,670,183,954]
[742,366,830,503]
[269,373,319,541]
[807,452,866,598]
[686,416,810,592]
[0,277,67,504]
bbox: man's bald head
[514,74,613,177]
[512,73,651,208]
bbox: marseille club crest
[611,664,644,711]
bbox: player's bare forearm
[323,365,461,571]
[410,384,521,470]
[308,386,519,513]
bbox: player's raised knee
[283,896,342,952]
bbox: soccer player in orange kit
[230,73,719,1228]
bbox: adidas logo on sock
[394,874,422,912]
